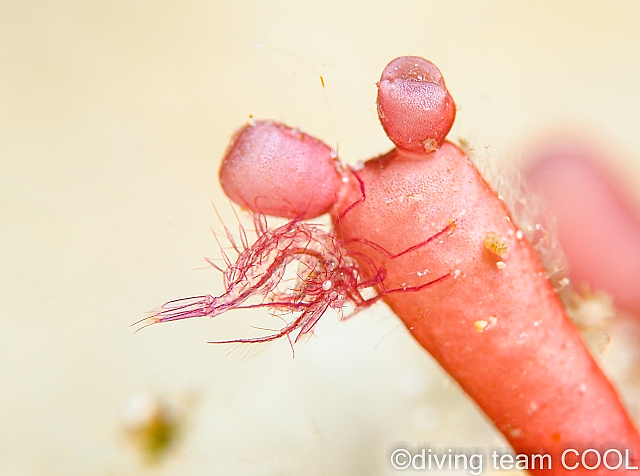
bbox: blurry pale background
[2,1,640,475]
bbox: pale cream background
[2,1,640,475]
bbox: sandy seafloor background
[2,1,640,475]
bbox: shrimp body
[141,218,376,343]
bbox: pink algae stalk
[336,58,640,473]
[213,57,640,473]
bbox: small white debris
[322,280,332,291]
[516,230,524,240]
[558,277,570,287]
[509,428,523,438]
[453,269,462,279]
[496,261,506,270]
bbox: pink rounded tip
[377,56,456,153]
[219,120,343,219]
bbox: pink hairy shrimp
[135,208,454,345]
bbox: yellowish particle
[124,393,184,464]
[484,231,509,258]
[474,316,498,333]
[474,320,488,333]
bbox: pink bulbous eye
[377,56,456,153]
[218,120,343,220]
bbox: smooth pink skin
[219,120,343,219]
[377,56,456,152]
[525,145,640,315]
[332,144,640,472]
